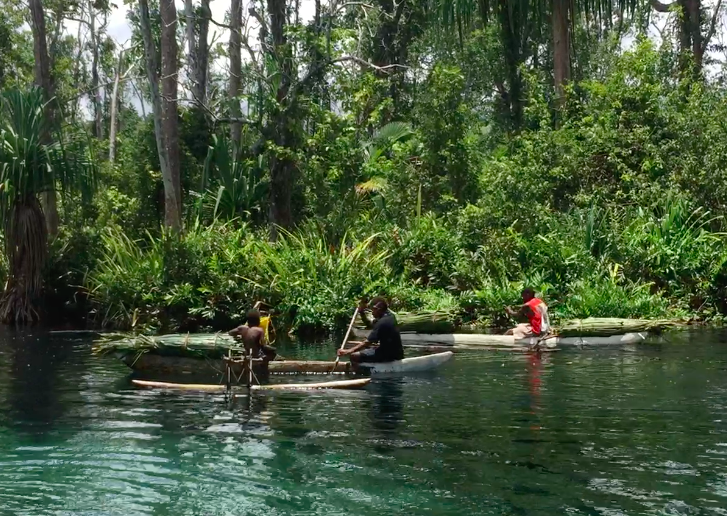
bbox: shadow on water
[365,378,405,453]
[0,329,89,439]
[368,378,404,434]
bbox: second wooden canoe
[352,329,647,347]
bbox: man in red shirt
[505,288,550,340]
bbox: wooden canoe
[132,378,370,391]
[351,329,648,347]
[120,352,352,376]
[360,351,453,374]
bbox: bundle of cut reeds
[92,333,243,359]
[555,318,685,337]
[390,311,456,333]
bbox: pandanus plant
[0,88,94,324]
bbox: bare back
[230,325,265,356]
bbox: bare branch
[334,2,375,14]
[209,16,234,29]
[248,7,268,34]
[334,55,408,72]
[67,72,136,103]
[704,0,724,50]
[215,117,258,124]
[650,0,673,13]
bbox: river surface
[1,329,727,515]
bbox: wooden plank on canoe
[250,378,370,391]
[132,379,226,391]
[268,360,351,374]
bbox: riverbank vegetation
[1,0,726,334]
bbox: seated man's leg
[351,347,377,365]
[261,344,277,361]
[512,323,533,340]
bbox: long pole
[332,307,358,372]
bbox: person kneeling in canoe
[229,309,277,361]
[338,297,404,366]
[505,288,551,341]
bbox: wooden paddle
[332,307,359,372]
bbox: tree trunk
[196,0,210,106]
[496,0,525,129]
[686,0,703,73]
[160,0,182,230]
[267,0,295,233]
[0,199,48,325]
[229,0,243,147]
[132,80,147,117]
[28,0,60,238]
[71,20,84,122]
[185,0,199,102]
[89,0,103,139]
[108,49,124,164]
[138,0,179,231]
[552,0,571,108]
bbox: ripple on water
[2,334,727,514]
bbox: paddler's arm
[357,299,374,329]
[505,304,533,319]
[337,340,371,356]
[228,325,244,338]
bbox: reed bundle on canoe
[93,332,243,359]
[368,310,455,334]
[555,317,685,337]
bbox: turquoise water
[1,329,727,515]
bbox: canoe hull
[352,329,647,348]
[120,352,351,377]
[360,351,454,374]
[119,351,452,378]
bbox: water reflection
[4,330,84,437]
[368,378,404,435]
[1,332,727,514]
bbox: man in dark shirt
[337,297,404,365]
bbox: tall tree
[108,48,137,164]
[266,0,296,231]
[228,0,243,147]
[185,0,210,107]
[552,0,571,104]
[89,0,104,138]
[435,0,638,123]
[0,90,93,324]
[160,0,182,230]
[28,0,60,237]
[651,0,724,77]
[138,0,181,230]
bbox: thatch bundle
[355,310,456,333]
[555,317,685,337]
[92,332,243,359]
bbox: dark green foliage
[3,2,727,333]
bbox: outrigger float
[132,378,373,392]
